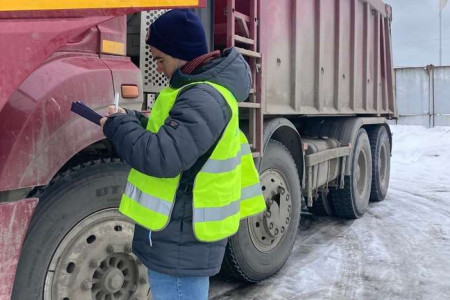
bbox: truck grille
[140,10,169,93]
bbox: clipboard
[71,101,103,126]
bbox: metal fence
[390,65,450,127]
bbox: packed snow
[210,125,450,300]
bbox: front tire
[12,160,149,300]
[222,140,301,282]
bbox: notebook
[71,101,103,126]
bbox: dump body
[257,0,396,117]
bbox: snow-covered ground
[210,125,450,300]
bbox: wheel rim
[356,149,368,198]
[379,143,388,187]
[249,169,292,252]
[44,209,149,300]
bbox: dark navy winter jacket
[103,48,251,276]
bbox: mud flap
[0,198,38,300]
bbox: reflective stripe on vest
[124,184,172,216]
[238,132,266,219]
[202,146,251,173]
[240,183,263,201]
[192,182,263,223]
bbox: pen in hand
[114,92,119,113]
[102,92,125,126]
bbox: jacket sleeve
[124,108,149,128]
[103,84,230,178]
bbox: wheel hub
[356,150,368,197]
[102,268,124,293]
[249,169,292,252]
[91,253,137,299]
[379,144,388,185]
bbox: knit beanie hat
[146,9,208,61]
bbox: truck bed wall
[259,0,396,117]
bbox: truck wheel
[308,192,334,216]
[222,140,301,282]
[12,160,150,300]
[331,128,372,219]
[368,126,391,202]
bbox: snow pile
[390,125,450,190]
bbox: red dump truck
[0,0,396,299]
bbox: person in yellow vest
[100,9,265,300]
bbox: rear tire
[368,126,391,202]
[331,129,372,219]
[12,160,150,300]
[222,140,301,282]
[308,192,334,216]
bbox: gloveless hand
[101,105,126,133]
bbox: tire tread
[330,177,356,218]
[330,129,371,219]
[308,194,330,216]
[368,126,390,202]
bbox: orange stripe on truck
[0,0,198,11]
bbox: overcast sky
[387,0,450,67]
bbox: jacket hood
[170,47,252,102]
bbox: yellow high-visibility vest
[119,82,266,242]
